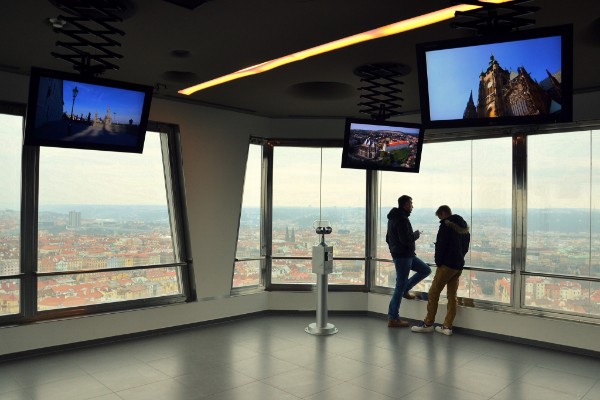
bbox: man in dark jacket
[411,205,470,336]
[386,195,431,327]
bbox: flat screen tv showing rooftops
[24,67,153,153]
[416,24,573,129]
[341,118,424,173]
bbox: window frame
[264,138,369,292]
[0,103,195,326]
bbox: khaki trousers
[424,265,462,328]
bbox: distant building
[68,211,81,228]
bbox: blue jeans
[387,256,431,320]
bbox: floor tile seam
[525,364,600,382]
[349,374,431,398]
[97,372,174,394]
[14,368,103,393]
[167,374,260,399]
[579,378,600,400]
[529,361,600,380]
[432,371,516,399]
[337,381,399,400]
[256,374,333,398]
[423,380,499,399]
[304,365,380,382]
[457,362,535,380]
[0,387,35,400]
[376,362,440,382]
[514,376,593,398]
[86,358,172,380]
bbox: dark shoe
[403,292,416,300]
[388,319,409,328]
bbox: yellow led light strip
[179,0,511,95]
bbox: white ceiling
[3,0,599,119]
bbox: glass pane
[329,259,364,285]
[272,147,365,285]
[232,260,261,287]
[233,144,262,288]
[377,137,512,297]
[0,114,22,281]
[527,131,591,276]
[272,258,313,284]
[37,132,181,309]
[377,141,472,265]
[524,276,593,315]
[471,139,512,270]
[0,279,20,316]
[37,267,181,310]
[460,270,511,304]
[592,130,600,278]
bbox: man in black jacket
[411,205,470,336]
[386,195,431,327]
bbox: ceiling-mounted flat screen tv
[416,24,573,129]
[24,67,153,153]
[341,118,424,173]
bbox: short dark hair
[398,195,412,208]
[435,205,452,217]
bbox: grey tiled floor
[0,314,599,400]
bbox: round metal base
[305,322,338,336]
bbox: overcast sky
[2,114,599,211]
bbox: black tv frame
[24,67,153,153]
[341,117,425,173]
[416,24,573,129]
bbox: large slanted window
[35,130,187,311]
[0,103,193,325]
[375,137,513,304]
[0,113,22,318]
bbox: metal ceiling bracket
[48,0,131,76]
[450,0,539,35]
[354,63,408,121]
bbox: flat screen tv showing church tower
[24,67,153,153]
[416,24,573,129]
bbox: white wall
[1,70,599,357]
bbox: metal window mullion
[263,141,273,288]
[512,131,527,311]
[153,122,196,301]
[20,143,39,319]
[366,169,377,290]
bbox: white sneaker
[411,322,434,333]
[434,325,453,336]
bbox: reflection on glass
[37,268,181,311]
[271,147,365,284]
